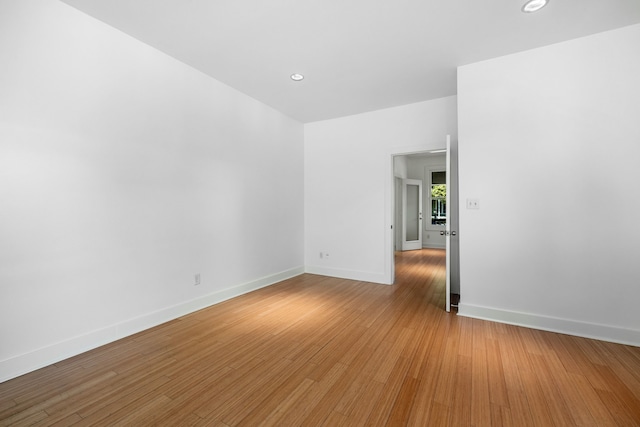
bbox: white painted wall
[0,0,304,381]
[457,24,640,345]
[304,96,458,284]
[393,156,408,179]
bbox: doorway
[389,138,459,311]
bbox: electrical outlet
[195,273,201,285]
[466,199,480,209]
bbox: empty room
[1,0,640,425]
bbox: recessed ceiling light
[522,0,549,13]
[290,73,304,81]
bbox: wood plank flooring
[1,249,640,426]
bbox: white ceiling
[60,0,640,123]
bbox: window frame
[426,167,447,230]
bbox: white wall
[457,24,640,345]
[304,97,458,284]
[393,156,408,179]
[0,0,304,381]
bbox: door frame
[386,137,457,305]
[445,136,451,311]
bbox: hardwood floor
[2,249,640,426]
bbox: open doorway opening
[390,140,459,311]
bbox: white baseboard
[458,303,640,347]
[0,266,304,383]
[422,243,445,249]
[304,265,391,285]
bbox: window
[431,171,446,225]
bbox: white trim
[0,266,304,383]
[304,265,390,285]
[423,243,446,249]
[458,303,640,347]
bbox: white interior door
[394,177,403,251]
[445,136,452,312]
[402,179,422,251]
